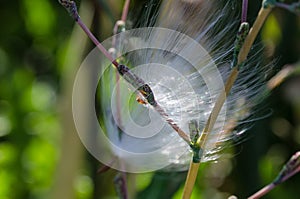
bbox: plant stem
[182,6,272,199]
[112,2,131,198]
[282,165,300,183]
[274,2,291,11]
[248,151,300,198]
[76,18,119,67]
[238,7,272,63]
[121,0,131,21]
[182,162,200,199]
[112,0,131,131]
[197,68,239,146]
[199,7,272,155]
[248,183,276,199]
[242,0,248,22]
[154,103,191,142]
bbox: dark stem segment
[242,0,248,22]
[188,120,203,163]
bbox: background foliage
[0,0,299,199]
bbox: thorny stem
[58,0,190,143]
[182,5,272,199]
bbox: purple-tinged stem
[97,158,116,173]
[120,166,128,199]
[248,151,300,199]
[121,0,131,22]
[275,151,300,184]
[282,165,300,182]
[58,0,119,67]
[77,18,119,67]
[242,0,248,22]
[248,183,276,199]
[272,1,300,15]
[274,2,291,10]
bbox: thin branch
[248,151,300,199]
[238,7,272,63]
[77,18,119,66]
[121,0,131,21]
[242,0,248,22]
[248,183,276,199]
[267,65,295,89]
[274,2,300,15]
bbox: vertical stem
[182,68,239,198]
[238,7,272,63]
[111,1,131,198]
[182,162,200,199]
[121,171,128,199]
[242,0,248,22]
[121,0,131,21]
[112,0,131,131]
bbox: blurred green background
[0,0,299,199]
